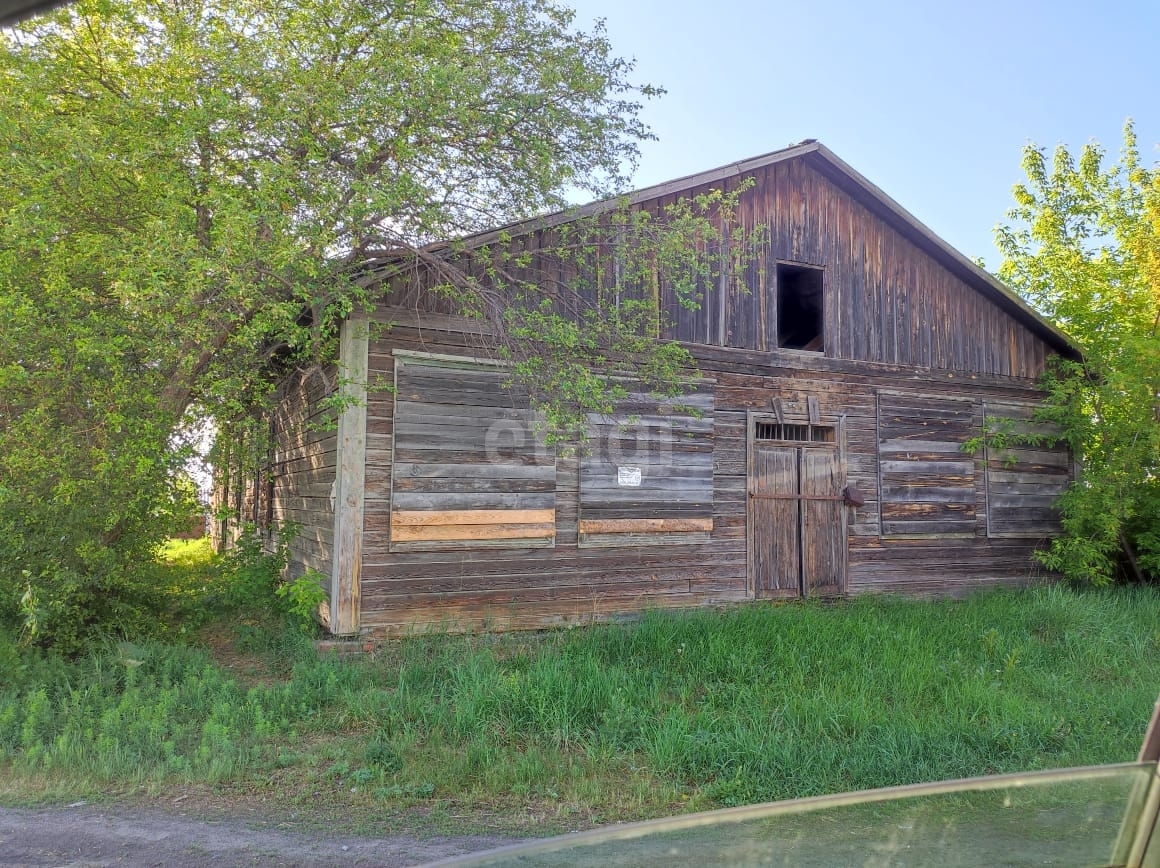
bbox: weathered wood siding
[391,357,556,550]
[355,314,1060,635]
[983,401,1072,538]
[580,387,715,547]
[378,155,1056,379]
[269,367,339,583]
[876,392,980,539]
[360,319,749,634]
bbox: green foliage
[0,0,662,649]
[996,123,1160,585]
[218,526,293,612]
[212,525,326,637]
[275,571,328,636]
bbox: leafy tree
[0,0,689,648]
[996,124,1160,585]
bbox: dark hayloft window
[776,263,824,351]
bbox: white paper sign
[617,466,642,487]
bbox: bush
[217,523,326,636]
[276,571,328,636]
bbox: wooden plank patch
[391,522,556,542]
[390,360,558,551]
[876,391,981,540]
[579,384,715,531]
[983,400,1070,539]
[390,508,556,544]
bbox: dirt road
[0,804,517,867]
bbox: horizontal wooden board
[989,511,1060,526]
[579,531,712,548]
[394,461,555,481]
[880,501,974,520]
[579,491,713,508]
[578,518,714,534]
[391,491,556,511]
[988,494,1061,509]
[394,400,530,423]
[986,447,1070,467]
[391,476,555,495]
[880,483,975,503]
[390,522,556,542]
[578,505,716,520]
[579,486,714,505]
[879,524,977,538]
[393,447,553,465]
[879,459,975,476]
[878,439,973,455]
[579,464,715,481]
[391,508,555,527]
[389,537,557,553]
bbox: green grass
[2,574,1159,830]
[156,536,216,566]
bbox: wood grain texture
[389,358,556,551]
[329,313,369,635]
[983,401,1070,538]
[877,391,980,539]
[391,521,556,542]
[578,386,715,540]
[578,518,714,534]
[801,447,845,595]
[751,444,801,595]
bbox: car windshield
[426,762,1156,868]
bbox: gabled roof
[444,141,1083,362]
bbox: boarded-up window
[984,401,1071,539]
[876,391,980,539]
[579,386,714,546]
[390,356,555,551]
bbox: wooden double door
[750,443,846,598]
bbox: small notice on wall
[617,466,642,487]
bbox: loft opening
[776,263,824,351]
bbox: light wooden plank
[391,522,556,542]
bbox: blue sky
[566,0,1159,270]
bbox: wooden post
[330,312,368,636]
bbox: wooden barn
[217,140,1080,638]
